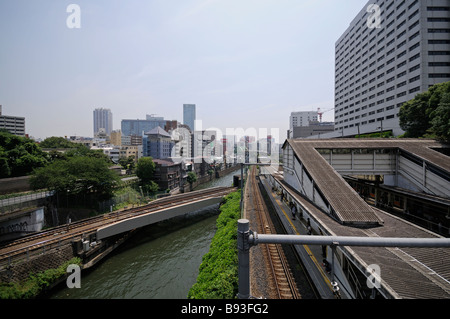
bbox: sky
[0,0,367,142]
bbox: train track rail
[248,167,300,299]
[0,187,235,261]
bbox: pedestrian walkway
[259,176,341,299]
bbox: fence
[0,191,54,214]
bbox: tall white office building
[93,108,113,137]
[334,0,450,137]
[183,104,196,133]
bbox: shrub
[188,191,241,299]
[0,257,81,299]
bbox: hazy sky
[0,0,367,141]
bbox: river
[49,169,240,299]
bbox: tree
[136,157,156,185]
[30,156,119,199]
[399,81,450,140]
[118,155,135,172]
[430,92,450,142]
[399,91,432,138]
[0,131,48,178]
[40,136,79,149]
[187,171,198,190]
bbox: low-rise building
[0,105,25,137]
[153,158,184,192]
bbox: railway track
[248,167,300,299]
[0,187,235,260]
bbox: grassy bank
[188,191,241,299]
[0,257,81,299]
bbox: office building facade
[143,126,174,159]
[183,104,196,133]
[121,116,167,137]
[93,108,113,137]
[288,111,319,138]
[0,105,25,137]
[334,0,450,137]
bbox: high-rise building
[334,0,450,137]
[183,104,196,132]
[93,108,113,137]
[0,105,25,137]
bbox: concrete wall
[0,207,45,242]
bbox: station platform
[258,175,341,299]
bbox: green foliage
[40,136,111,163]
[39,136,79,149]
[0,131,48,178]
[355,131,393,138]
[136,157,156,185]
[118,155,136,171]
[188,191,241,299]
[30,156,119,199]
[187,171,198,185]
[0,257,81,299]
[399,81,450,141]
[430,92,450,142]
[141,180,160,194]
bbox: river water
[49,169,240,299]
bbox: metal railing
[237,219,450,299]
[0,191,54,214]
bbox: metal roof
[284,139,450,227]
[274,175,450,299]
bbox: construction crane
[317,107,335,122]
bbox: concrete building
[110,130,122,146]
[153,158,184,192]
[193,130,217,160]
[183,104,196,133]
[333,0,450,138]
[143,126,174,159]
[171,125,192,160]
[288,111,318,138]
[93,108,112,137]
[121,115,167,137]
[119,145,143,162]
[0,105,25,137]
[292,121,335,139]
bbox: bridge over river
[0,186,235,284]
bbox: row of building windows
[336,2,449,57]
[336,0,422,61]
[335,114,398,131]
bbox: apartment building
[334,0,450,137]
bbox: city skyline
[0,0,366,141]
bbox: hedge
[187,191,241,299]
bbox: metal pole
[240,163,244,214]
[237,219,251,299]
[250,233,450,248]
